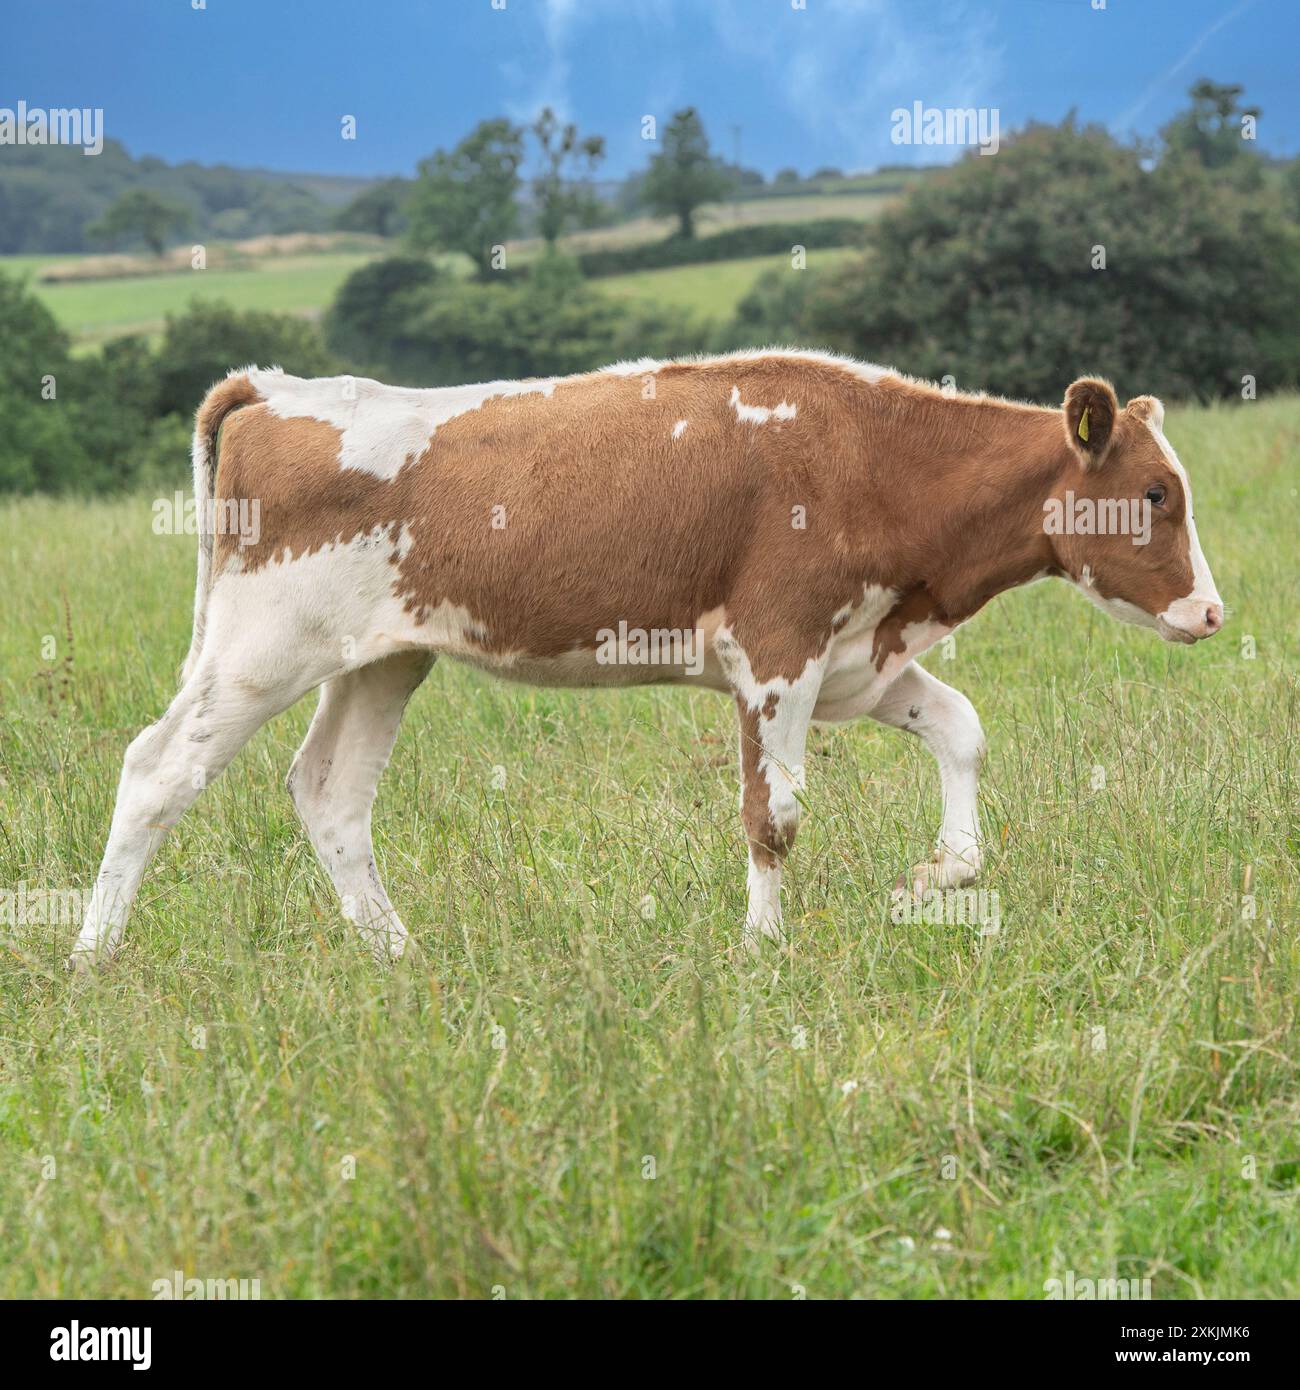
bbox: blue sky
[3,0,1295,177]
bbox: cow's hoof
[910,856,979,897]
[368,935,407,965]
[66,949,100,974]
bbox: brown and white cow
[72,351,1223,967]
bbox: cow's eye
[1145,484,1167,507]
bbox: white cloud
[707,0,1005,170]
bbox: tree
[86,188,190,256]
[641,108,729,239]
[325,254,443,377]
[335,178,412,238]
[154,300,336,418]
[530,107,605,251]
[0,271,88,490]
[406,119,525,279]
[1285,157,1300,223]
[1161,79,1260,170]
[807,118,1300,402]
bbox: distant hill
[236,167,383,207]
[0,138,381,253]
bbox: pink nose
[1202,603,1223,635]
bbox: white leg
[869,662,986,894]
[727,652,825,951]
[286,651,433,961]
[72,656,321,968]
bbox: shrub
[806,119,1300,402]
[714,265,821,352]
[0,271,89,491]
[154,299,337,418]
[0,282,345,493]
[324,254,444,378]
[63,335,163,491]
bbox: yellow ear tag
[1078,406,1090,443]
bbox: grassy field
[596,247,854,316]
[0,395,1297,1298]
[11,252,378,347]
[3,248,841,347]
[2,189,887,347]
[523,186,909,256]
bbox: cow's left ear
[1062,377,1118,469]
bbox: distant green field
[2,186,884,347]
[5,252,377,347]
[527,188,905,257]
[597,247,856,317]
[3,241,859,346]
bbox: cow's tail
[182,369,262,682]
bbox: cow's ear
[1062,377,1118,469]
[1125,394,1165,431]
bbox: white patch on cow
[602,357,662,377]
[1073,563,1158,631]
[207,524,500,680]
[868,662,985,889]
[701,347,894,386]
[672,419,689,439]
[819,584,896,687]
[249,369,556,481]
[715,627,822,840]
[729,385,797,425]
[1141,415,1223,635]
[713,625,825,948]
[745,856,783,945]
[815,582,954,723]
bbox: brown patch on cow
[737,702,786,867]
[216,407,407,572]
[871,586,941,670]
[761,692,779,720]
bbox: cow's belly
[446,643,732,692]
[426,601,735,693]
[427,598,953,713]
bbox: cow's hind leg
[724,643,825,952]
[869,661,986,894]
[286,651,433,961]
[71,655,322,969]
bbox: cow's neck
[877,395,1073,624]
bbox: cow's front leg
[869,661,986,895]
[723,645,825,952]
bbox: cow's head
[1048,378,1223,643]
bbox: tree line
[0,106,749,259]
